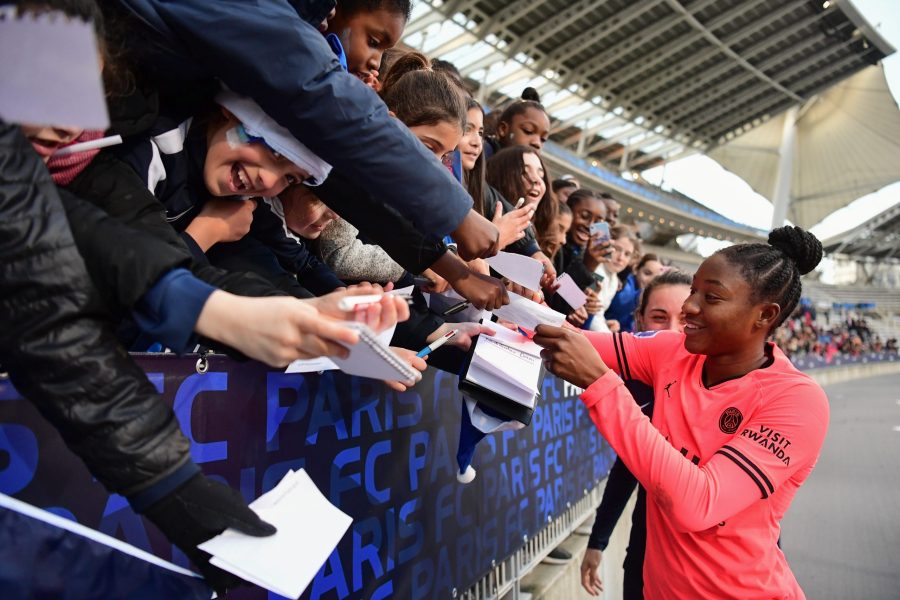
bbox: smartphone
[588,272,605,292]
[589,221,610,243]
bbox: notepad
[459,321,545,424]
[492,292,567,331]
[198,469,351,599]
[328,322,419,383]
[285,321,400,377]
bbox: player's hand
[533,325,608,388]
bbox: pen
[417,329,458,357]
[338,292,413,311]
[515,197,526,209]
[442,300,469,316]
[52,135,123,157]
[517,327,531,339]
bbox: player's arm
[582,330,681,386]
[580,373,829,532]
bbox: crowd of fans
[1,0,678,591]
[774,309,898,360]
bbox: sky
[641,0,900,249]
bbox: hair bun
[521,87,541,103]
[768,226,823,275]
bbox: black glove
[142,473,276,595]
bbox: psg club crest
[719,407,743,434]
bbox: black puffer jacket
[0,122,190,496]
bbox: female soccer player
[580,269,692,598]
[535,226,828,599]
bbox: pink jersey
[581,331,829,599]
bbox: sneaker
[541,547,572,564]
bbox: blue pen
[517,327,531,338]
[417,329,458,358]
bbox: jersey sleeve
[583,330,683,386]
[580,371,829,532]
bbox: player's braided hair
[716,226,823,333]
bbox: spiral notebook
[328,322,420,384]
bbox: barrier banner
[0,355,615,599]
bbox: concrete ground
[781,372,900,599]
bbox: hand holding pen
[417,329,458,357]
[310,284,411,334]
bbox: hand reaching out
[584,288,602,315]
[308,284,410,334]
[426,322,495,352]
[195,292,360,367]
[492,201,533,249]
[384,347,427,392]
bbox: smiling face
[682,253,776,356]
[460,107,484,171]
[408,120,463,162]
[20,124,84,162]
[521,151,546,208]
[608,236,635,274]
[568,196,606,248]
[204,113,310,198]
[281,185,338,239]
[498,106,550,151]
[636,284,689,333]
[328,8,406,86]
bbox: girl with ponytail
[485,87,551,156]
[535,226,830,600]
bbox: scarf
[46,130,105,186]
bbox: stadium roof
[403,0,894,176]
[821,201,900,260]
[709,63,900,229]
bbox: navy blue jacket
[115,0,472,238]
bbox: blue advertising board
[0,355,616,599]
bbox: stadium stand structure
[404,0,892,173]
[403,0,896,263]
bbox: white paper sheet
[555,273,587,310]
[284,356,338,374]
[486,251,543,291]
[0,10,109,128]
[198,469,352,599]
[492,292,566,331]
